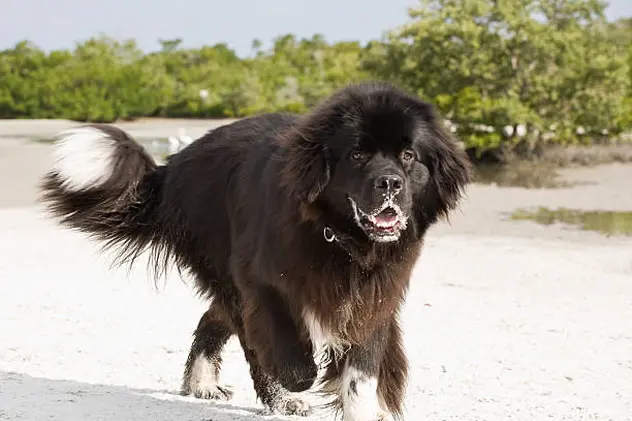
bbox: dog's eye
[350,150,366,161]
[401,149,415,163]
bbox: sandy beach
[1,119,631,421]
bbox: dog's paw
[340,412,393,421]
[263,396,311,417]
[284,397,312,416]
[185,384,233,401]
[343,411,395,421]
[376,413,395,421]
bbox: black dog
[40,82,471,421]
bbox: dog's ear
[280,126,331,204]
[425,117,472,221]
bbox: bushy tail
[39,123,166,268]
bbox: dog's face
[281,82,471,243]
[320,106,428,242]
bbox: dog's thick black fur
[40,82,471,420]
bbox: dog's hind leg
[236,332,312,417]
[181,303,234,400]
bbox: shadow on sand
[0,371,295,421]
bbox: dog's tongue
[374,208,398,227]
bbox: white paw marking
[186,352,226,399]
[52,126,117,191]
[340,364,390,421]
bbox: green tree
[620,44,632,128]
[604,17,632,47]
[159,38,183,53]
[365,0,630,152]
[0,36,171,121]
[0,41,48,118]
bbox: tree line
[1,0,630,154]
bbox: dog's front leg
[241,286,318,393]
[339,323,399,421]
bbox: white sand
[1,120,631,420]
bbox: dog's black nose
[375,174,403,194]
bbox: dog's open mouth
[349,197,407,242]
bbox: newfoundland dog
[40,82,471,421]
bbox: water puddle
[510,207,632,236]
[474,162,576,188]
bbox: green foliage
[366,0,631,152]
[0,1,630,155]
[621,44,632,128]
[0,36,174,122]
[605,17,632,47]
[0,34,367,121]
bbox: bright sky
[1,0,630,57]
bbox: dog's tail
[39,123,167,269]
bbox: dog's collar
[323,227,336,243]
[323,226,350,245]
[322,225,368,264]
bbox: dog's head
[281,82,472,243]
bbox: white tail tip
[52,126,118,192]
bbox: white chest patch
[302,309,347,363]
